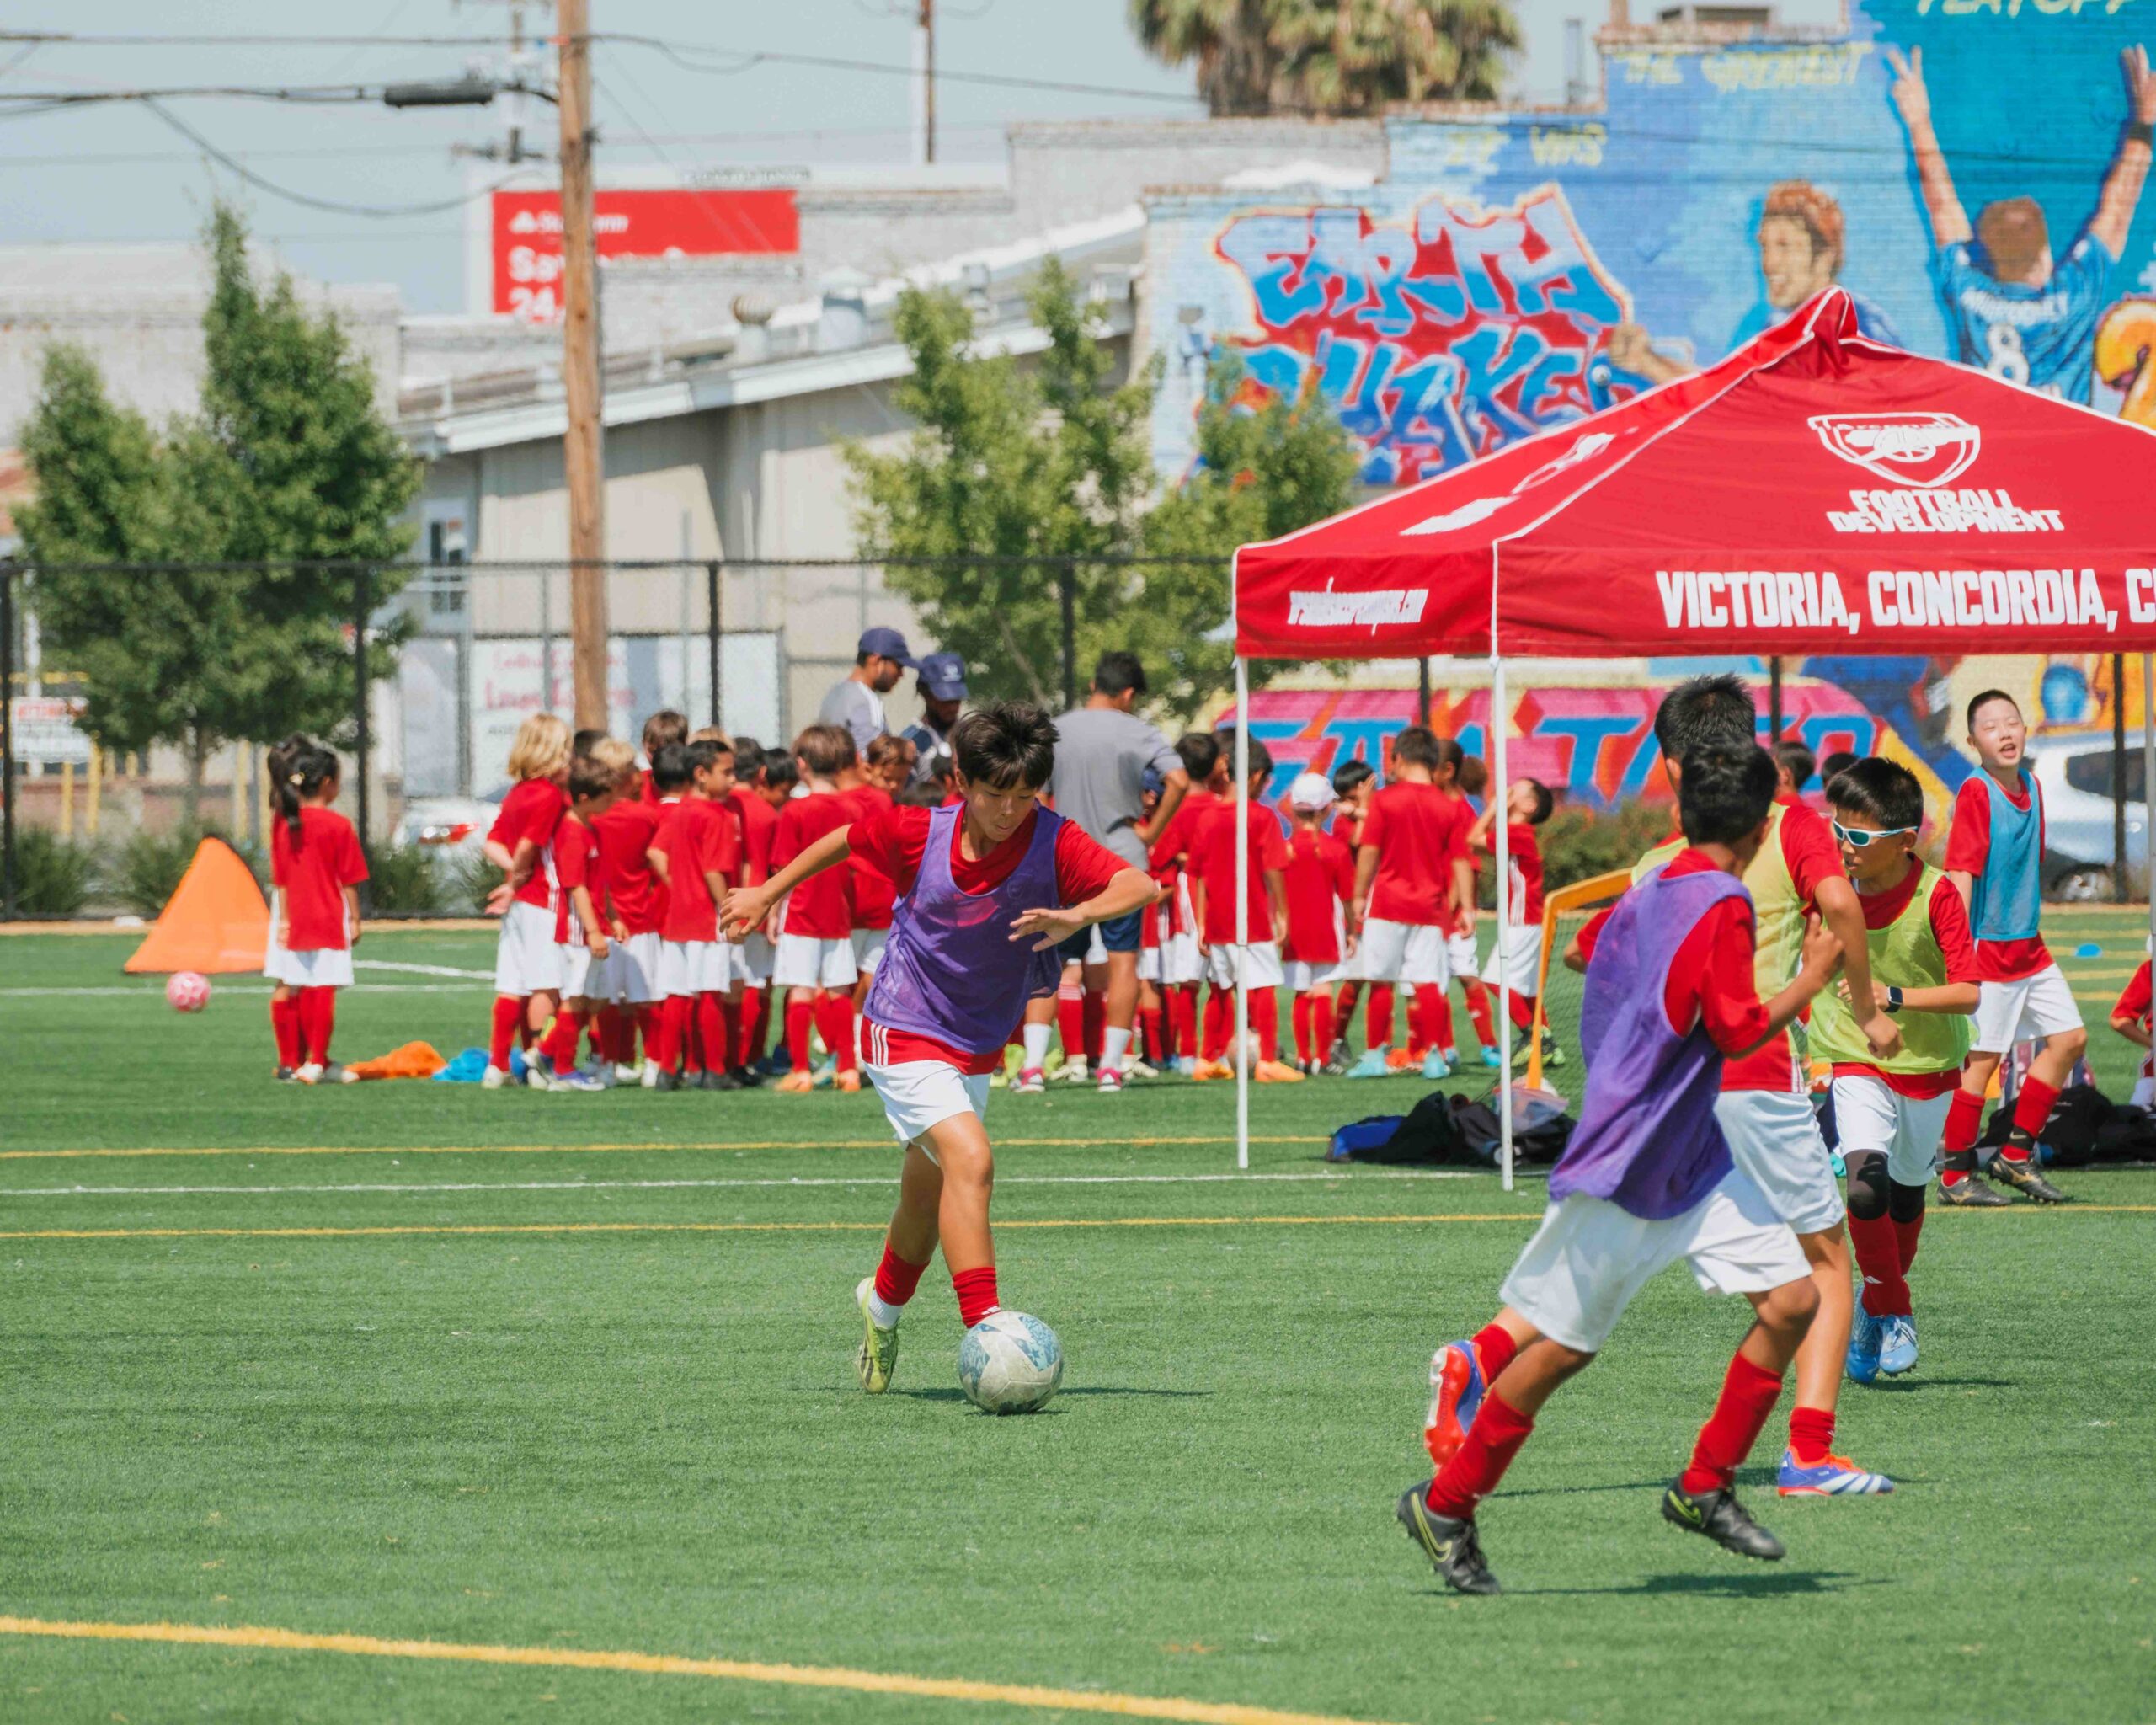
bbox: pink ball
[166,970,211,1013]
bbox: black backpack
[1324,1092,1473,1165]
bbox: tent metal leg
[1235,657,1251,1172]
[1493,653,1513,1193]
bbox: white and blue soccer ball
[958,1311,1063,1414]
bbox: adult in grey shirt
[1032,650,1189,1087]
[817,626,915,756]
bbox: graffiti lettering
[1700,45,1871,89]
[1919,0,2135,14]
[1412,126,1508,174]
[1606,49,1684,83]
[1215,187,1631,484]
[1529,124,1607,167]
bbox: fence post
[1059,562,1076,712]
[0,558,15,922]
[707,560,723,730]
[354,564,372,873]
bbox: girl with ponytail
[262,733,312,1078]
[270,745,369,1084]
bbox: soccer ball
[166,971,211,1013]
[1219,1029,1262,1073]
[958,1311,1063,1414]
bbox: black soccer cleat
[651,1069,684,1092]
[1939,1151,2010,1207]
[1396,1486,1502,1595]
[1985,1152,2067,1204]
[729,1064,764,1088]
[698,1068,744,1092]
[1661,1482,1785,1561]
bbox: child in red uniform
[637,710,688,804]
[261,732,313,1079]
[483,713,572,1089]
[271,744,368,1085]
[2111,951,2155,1108]
[1322,757,1378,1072]
[534,754,620,1090]
[650,739,742,1091]
[1429,747,1486,1069]
[588,739,660,1078]
[1149,732,1225,1076]
[844,734,908,1068]
[722,736,776,1082]
[1188,740,1304,1082]
[1282,772,1358,1073]
[770,724,862,1093]
[1465,778,1557,1068]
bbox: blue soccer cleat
[1776,1449,1894,1496]
[1846,1309,1883,1385]
[1480,1044,1503,1069]
[1879,1313,1919,1376]
[1420,1048,1454,1081]
[1347,1047,1393,1079]
[1422,1339,1486,1468]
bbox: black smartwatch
[1886,986,1904,1014]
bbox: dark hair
[729,736,763,769]
[1176,730,1220,781]
[1967,688,2020,734]
[1655,673,1758,761]
[1773,740,1817,790]
[1392,725,1441,771]
[1677,744,1779,847]
[926,750,955,784]
[794,724,854,779]
[651,743,694,794]
[1455,753,1486,798]
[760,749,798,793]
[684,738,731,779]
[867,734,915,772]
[572,728,606,756]
[1827,756,1924,831]
[277,743,339,844]
[1520,777,1556,824]
[1819,750,1860,784]
[1239,737,1274,781]
[568,755,616,803]
[1331,758,1375,797]
[1092,650,1147,699]
[642,710,689,755]
[953,700,1057,791]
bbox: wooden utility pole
[558,0,608,729]
[916,0,936,164]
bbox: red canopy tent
[1224,289,2156,1178]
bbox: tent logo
[1808,413,1980,489]
[1286,585,1429,633]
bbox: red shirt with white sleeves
[552,811,600,943]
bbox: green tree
[1127,0,1281,117]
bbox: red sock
[1250,986,1279,1062]
[1367,983,1395,1050]
[1425,1390,1534,1521]
[632,1004,656,1065]
[1082,988,1106,1061]
[1847,1211,1907,1317]
[2006,1076,2058,1160]
[1334,980,1362,1039]
[873,1242,930,1308]
[1202,985,1233,1061]
[545,1007,582,1068]
[270,995,302,1068]
[952,1265,1001,1327]
[592,1005,622,1064]
[738,986,766,1067]
[1789,1406,1835,1467]
[1507,990,1536,1033]
[297,986,336,1065]
[1680,1354,1785,1497]
[787,996,814,1074]
[1058,990,1086,1063]
[1465,985,1497,1049]
[1471,1322,1518,1385]
[815,991,857,1073]
[698,993,734,1075]
[1893,1209,1924,1279]
[1170,985,1198,1058]
[1312,993,1334,1062]
[1419,984,1452,1054]
[488,995,522,1068]
[1940,1087,1984,1180]
[1140,1004,1170,1065]
[1292,992,1314,1063]
[659,996,692,1072]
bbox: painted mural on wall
[1149,0,2156,484]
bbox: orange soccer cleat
[775,1071,814,1093]
[835,1070,862,1092]
[1190,1059,1233,1081]
[1253,1060,1306,1083]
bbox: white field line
[0,1170,1489,1199]
[0,983,488,998]
[354,959,494,980]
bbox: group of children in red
[1400,676,2081,1595]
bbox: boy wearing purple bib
[723,702,1154,1394]
[1398,745,1838,1596]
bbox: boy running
[1812,757,1978,1385]
[721,702,1153,1388]
[1939,691,2079,1204]
[1400,744,1835,1594]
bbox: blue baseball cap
[918,651,968,702]
[857,626,917,667]
[1142,766,1166,797]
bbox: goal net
[1523,868,1632,1097]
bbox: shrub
[115,825,215,917]
[1535,801,1674,895]
[441,847,500,915]
[10,827,97,916]
[364,841,443,915]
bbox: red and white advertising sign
[492,187,799,322]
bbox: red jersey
[1150,787,1218,937]
[852,804,1127,1072]
[730,786,777,889]
[490,777,567,911]
[1830,860,1981,1098]
[592,798,664,936]
[1944,772,2052,981]
[1190,799,1289,945]
[654,796,739,943]
[1329,809,1364,852]
[843,783,899,931]
[1481,822,1545,926]
[1359,781,1470,926]
[638,768,659,805]
[271,805,366,953]
[1283,826,1354,964]
[552,811,600,943]
[2116,959,2153,1081]
[1575,851,1769,1054]
[773,791,855,939]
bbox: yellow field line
[0,1615,1401,1725]
[0,1135,1327,1163]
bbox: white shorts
[851,927,889,976]
[1203,940,1286,991]
[1284,956,1345,992]
[774,932,857,991]
[281,946,355,988]
[740,932,776,987]
[262,888,295,985]
[1972,963,2082,1053]
[1086,925,1107,965]
[659,938,732,997]
[494,900,563,996]
[1446,930,1481,982]
[1500,1168,1811,1353]
[559,942,594,1001]
[1167,928,1202,985]
[1479,924,1545,998]
[863,1056,991,1154]
[1138,943,1164,983]
[1714,1088,1845,1236]
[1830,1072,1953,1188]
[1358,917,1449,987]
[590,929,663,1004]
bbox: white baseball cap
[1288,772,1337,811]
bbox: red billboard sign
[491,187,800,321]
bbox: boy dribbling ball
[722,702,1154,1393]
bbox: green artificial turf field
[2,916,2153,1724]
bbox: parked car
[392,788,504,856]
[2025,731,2146,901]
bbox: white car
[392,788,504,855]
[2025,732,2146,900]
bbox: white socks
[867,1289,903,1328]
[1022,1023,1052,1068]
[1102,1027,1133,1074]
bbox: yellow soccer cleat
[855,1276,900,1394]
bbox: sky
[0,0,1843,314]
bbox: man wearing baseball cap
[819,627,916,756]
[900,652,968,782]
